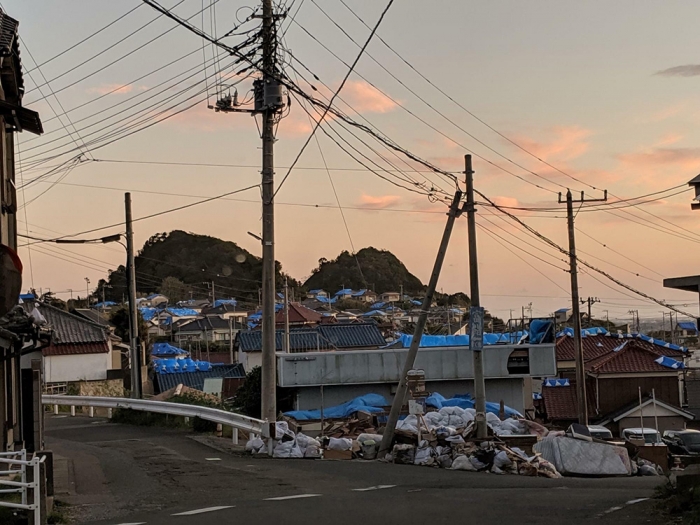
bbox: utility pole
[125,193,142,399]
[661,312,666,342]
[378,190,463,457]
[84,277,90,308]
[581,297,600,327]
[283,277,290,353]
[211,281,216,304]
[229,316,234,364]
[559,190,605,425]
[465,155,487,439]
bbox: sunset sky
[7,0,700,322]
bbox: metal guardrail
[42,395,269,441]
[0,450,45,525]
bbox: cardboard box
[323,449,353,460]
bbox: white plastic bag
[414,441,435,466]
[493,450,512,469]
[328,437,352,451]
[273,440,300,458]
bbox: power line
[273,0,395,197]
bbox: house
[153,362,246,396]
[0,7,43,452]
[351,289,378,303]
[306,289,328,300]
[380,291,401,303]
[73,308,113,328]
[175,315,245,344]
[541,328,691,433]
[236,322,388,370]
[677,321,698,341]
[554,307,572,324]
[201,303,247,322]
[275,302,323,327]
[334,288,354,300]
[30,303,123,385]
[141,294,168,308]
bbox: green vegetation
[231,366,295,418]
[304,247,425,295]
[110,306,149,344]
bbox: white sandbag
[245,436,265,453]
[304,443,322,459]
[274,421,294,440]
[296,432,321,450]
[356,433,382,444]
[451,455,477,471]
[424,412,443,427]
[469,456,488,470]
[446,435,465,444]
[485,412,501,424]
[328,437,353,451]
[397,415,419,434]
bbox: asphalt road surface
[46,415,667,525]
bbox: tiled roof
[557,333,685,362]
[155,363,246,392]
[541,380,597,421]
[177,316,231,332]
[236,322,386,352]
[318,323,386,348]
[586,341,681,374]
[43,342,109,356]
[275,303,322,325]
[39,303,109,345]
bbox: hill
[99,230,298,306]
[303,247,425,295]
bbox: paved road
[46,415,667,525]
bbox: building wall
[44,353,112,383]
[244,351,262,371]
[292,377,527,414]
[596,375,680,415]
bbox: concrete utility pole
[84,277,90,308]
[378,190,463,457]
[125,193,142,399]
[465,155,487,439]
[283,277,290,353]
[260,0,279,422]
[581,297,600,327]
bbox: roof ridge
[41,302,109,332]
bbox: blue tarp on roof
[362,309,387,317]
[335,288,353,296]
[146,293,163,300]
[151,342,188,356]
[412,300,422,306]
[655,356,685,370]
[543,378,570,387]
[425,392,522,417]
[213,299,237,307]
[555,307,570,313]
[557,327,609,338]
[139,307,157,321]
[92,301,117,309]
[308,289,324,294]
[370,301,386,310]
[153,358,214,374]
[316,296,337,304]
[352,289,370,297]
[678,321,698,332]
[19,293,36,301]
[607,331,688,353]
[284,393,388,421]
[165,307,199,317]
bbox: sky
[6,0,700,323]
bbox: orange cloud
[656,133,684,146]
[492,196,519,208]
[341,80,397,114]
[617,147,700,169]
[359,193,401,209]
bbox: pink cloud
[656,133,684,146]
[87,83,136,95]
[513,126,592,163]
[359,193,401,209]
[492,196,519,208]
[341,80,397,114]
[617,147,700,170]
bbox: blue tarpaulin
[139,307,157,321]
[529,319,554,344]
[559,326,688,353]
[396,332,527,347]
[655,356,684,369]
[93,301,117,309]
[284,393,389,420]
[213,299,237,307]
[425,392,522,417]
[153,358,214,374]
[165,307,199,317]
[151,342,188,356]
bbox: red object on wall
[0,243,22,317]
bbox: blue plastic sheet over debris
[284,393,389,421]
[151,342,188,356]
[425,392,522,417]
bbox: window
[507,349,530,374]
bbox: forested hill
[99,230,296,305]
[303,247,425,295]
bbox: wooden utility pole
[378,190,463,457]
[559,189,606,425]
[125,193,142,399]
[465,155,487,438]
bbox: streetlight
[84,277,90,307]
[689,175,700,210]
